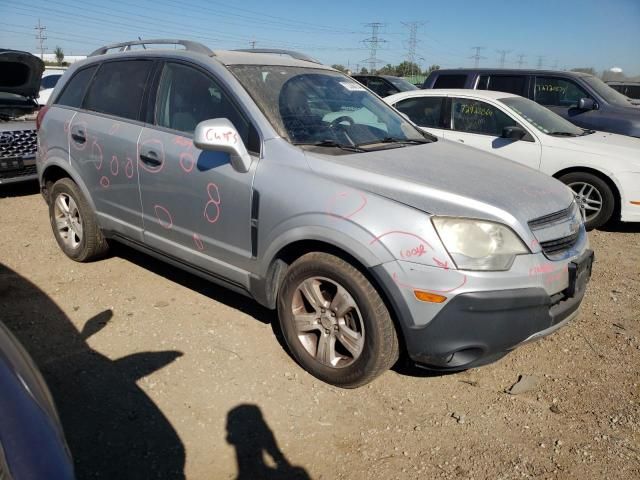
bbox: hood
[0,49,44,98]
[305,139,574,227]
[550,131,640,163]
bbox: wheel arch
[40,161,96,212]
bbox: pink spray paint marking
[325,191,367,220]
[369,230,434,251]
[63,120,70,133]
[529,263,568,286]
[392,271,467,294]
[154,205,173,229]
[204,182,221,224]
[110,155,119,176]
[138,138,165,173]
[108,122,121,135]
[206,128,238,144]
[179,152,195,173]
[99,176,110,189]
[124,157,134,179]
[432,257,450,270]
[530,238,540,251]
[193,233,204,251]
[92,139,103,170]
[400,243,427,259]
[174,135,194,148]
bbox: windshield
[582,75,634,107]
[385,76,418,91]
[500,96,585,136]
[229,65,428,149]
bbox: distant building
[34,53,87,64]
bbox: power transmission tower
[362,22,387,74]
[249,39,257,49]
[401,21,424,78]
[34,19,47,59]
[469,46,486,68]
[516,53,527,68]
[552,58,559,69]
[496,49,511,68]
[536,55,545,69]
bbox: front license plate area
[565,250,594,298]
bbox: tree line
[331,62,441,77]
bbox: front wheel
[558,171,615,230]
[277,252,399,388]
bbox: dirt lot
[1,183,639,480]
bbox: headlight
[432,217,528,271]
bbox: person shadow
[0,263,185,479]
[226,404,310,480]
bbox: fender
[40,157,97,213]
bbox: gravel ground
[1,183,639,480]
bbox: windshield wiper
[548,131,580,137]
[357,136,431,147]
[296,139,366,153]
[580,129,596,136]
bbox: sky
[0,0,638,76]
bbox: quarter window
[55,66,97,108]
[433,74,467,89]
[478,75,526,96]
[40,74,62,90]
[534,77,589,107]
[83,60,153,120]
[155,62,250,144]
[395,97,444,128]
[451,98,516,136]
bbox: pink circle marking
[326,191,367,220]
[179,152,195,173]
[99,176,110,189]
[154,205,173,229]
[204,183,221,224]
[138,139,165,173]
[110,155,119,176]
[193,233,204,251]
[92,140,103,170]
[125,157,134,179]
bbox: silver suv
[37,40,593,388]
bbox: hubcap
[54,193,83,249]
[568,181,602,222]
[291,276,364,368]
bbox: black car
[0,49,44,184]
[423,69,640,137]
[606,81,640,100]
[351,74,418,97]
[0,320,75,479]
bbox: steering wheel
[329,115,354,129]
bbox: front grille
[539,231,580,255]
[0,164,37,180]
[528,205,574,230]
[0,129,37,159]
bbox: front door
[533,76,599,130]
[444,97,541,170]
[137,61,258,285]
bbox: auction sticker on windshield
[340,81,366,92]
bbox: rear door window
[451,98,516,136]
[394,96,444,128]
[83,60,153,120]
[433,74,467,89]
[478,75,526,96]
[55,66,97,108]
[534,77,590,107]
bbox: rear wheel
[49,178,109,262]
[558,171,615,230]
[277,252,399,388]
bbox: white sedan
[385,89,640,229]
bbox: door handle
[71,131,86,143]
[139,151,162,167]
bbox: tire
[49,178,109,262]
[558,171,615,230]
[277,252,399,388]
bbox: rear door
[392,95,448,138]
[69,59,154,241]
[137,60,259,284]
[443,97,541,170]
[476,74,528,96]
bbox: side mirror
[577,98,596,110]
[501,125,526,140]
[194,119,252,173]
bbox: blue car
[0,320,75,479]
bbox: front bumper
[373,249,593,371]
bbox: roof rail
[89,39,214,57]
[233,49,321,65]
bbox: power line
[536,55,545,69]
[362,22,386,73]
[496,49,511,68]
[469,46,486,68]
[34,18,46,59]
[401,21,424,78]
[516,53,527,68]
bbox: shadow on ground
[226,404,310,480]
[0,263,185,479]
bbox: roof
[212,50,332,69]
[431,68,592,78]
[385,89,520,104]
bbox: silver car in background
[37,40,593,388]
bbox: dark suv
[352,75,417,97]
[0,49,44,184]
[423,69,640,137]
